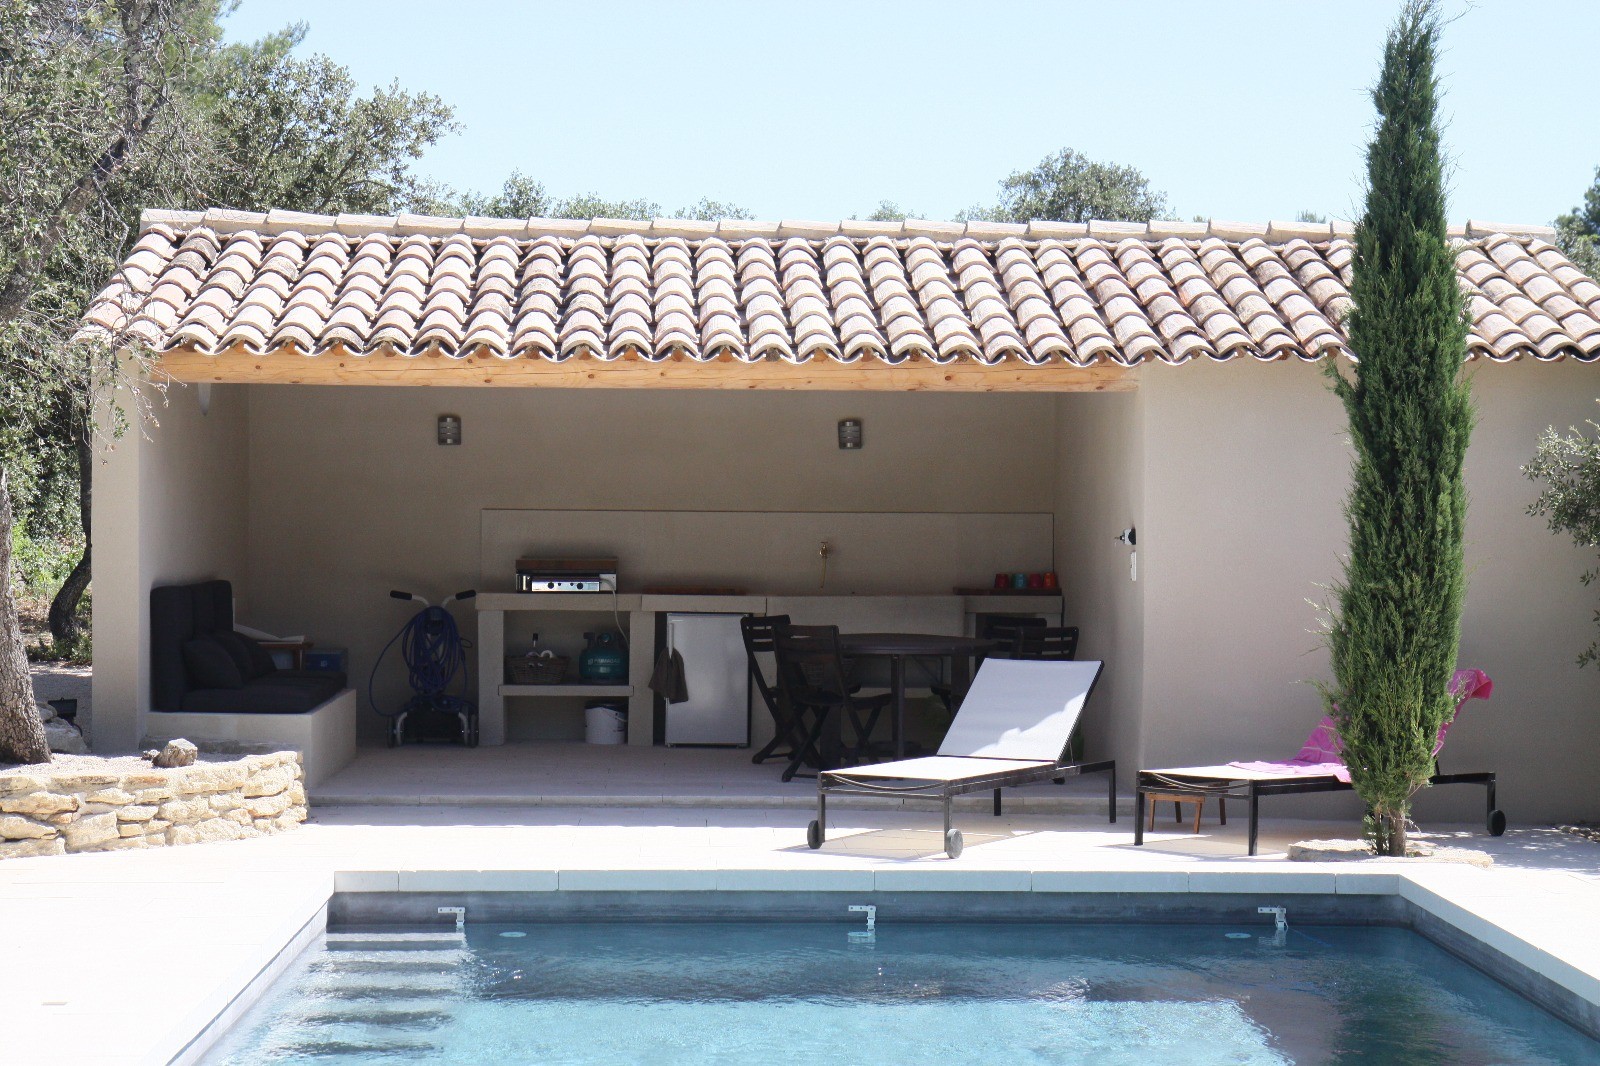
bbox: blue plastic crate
[303,648,346,673]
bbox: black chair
[1015,626,1080,661]
[931,615,1048,710]
[742,614,808,768]
[774,624,892,777]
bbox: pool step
[326,930,464,946]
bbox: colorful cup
[1011,573,1027,589]
[1027,573,1044,589]
[1042,571,1059,589]
[994,573,1010,589]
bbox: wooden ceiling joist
[154,345,1139,392]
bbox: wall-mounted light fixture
[837,418,863,450]
[437,414,462,446]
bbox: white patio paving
[2,800,1599,1066]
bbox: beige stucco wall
[1136,358,1600,822]
[1054,388,1146,777]
[89,363,1600,821]
[90,382,250,750]
[241,386,1059,740]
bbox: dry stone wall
[0,752,305,859]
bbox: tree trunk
[1372,808,1408,857]
[47,428,92,645]
[0,472,50,765]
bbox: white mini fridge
[664,613,750,746]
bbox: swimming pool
[204,921,1600,1065]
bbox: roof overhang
[156,344,1138,392]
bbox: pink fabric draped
[1228,668,1492,783]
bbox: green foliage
[1525,413,1600,666]
[452,172,750,222]
[1322,0,1473,857]
[201,28,457,214]
[1295,210,1328,224]
[966,147,1167,224]
[0,1,463,657]
[864,200,916,222]
[1555,168,1600,277]
[672,198,753,221]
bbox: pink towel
[1229,668,1492,783]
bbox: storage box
[303,648,347,673]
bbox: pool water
[205,921,1600,1065]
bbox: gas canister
[578,631,627,683]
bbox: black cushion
[209,630,258,679]
[251,674,343,704]
[236,633,279,678]
[182,636,244,690]
[180,684,326,715]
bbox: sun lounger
[1134,669,1502,855]
[805,659,1112,859]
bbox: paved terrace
[2,798,1598,1066]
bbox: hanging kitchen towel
[648,646,689,704]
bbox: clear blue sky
[221,1,1598,226]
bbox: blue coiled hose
[370,601,475,744]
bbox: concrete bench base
[144,688,357,788]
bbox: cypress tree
[1324,0,1473,857]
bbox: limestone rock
[143,739,198,769]
[246,792,294,819]
[222,808,253,826]
[167,825,199,846]
[132,787,175,805]
[208,791,245,812]
[84,788,135,806]
[157,797,210,824]
[242,765,296,799]
[0,836,65,859]
[50,774,116,791]
[36,700,56,723]
[0,791,78,818]
[177,764,247,793]
[61,813,118,849]
[0,775,45,796]
[44,721,87,756]
[191,817,245,842]
[88,835,152,851]
[117,805,159,823]
[0,814,57,840]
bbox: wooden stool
[1144,791,1225,834]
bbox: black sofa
[151,580,346,714]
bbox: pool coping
[173,865,1600,1063]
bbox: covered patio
[79,209,1600,825]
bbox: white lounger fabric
[937,659,1101,760]
[1143,764,1312,782]
[821,755,1053,782]
[829,659,1102,785]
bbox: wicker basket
[506,651,568,685]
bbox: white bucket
[584,704,627,745]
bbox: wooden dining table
[837,632,998,759]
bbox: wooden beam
[153,345,1138,392]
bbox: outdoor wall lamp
[437,414,462,445]
[838,418,863,449]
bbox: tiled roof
[77,210,1600,366]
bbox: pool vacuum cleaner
[371,588,478,747]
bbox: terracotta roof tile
[76,211,1600,366]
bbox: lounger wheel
[945,828,964,859]
[807,820,824,850]
[1488,809,1506,836]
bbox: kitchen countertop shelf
[500,684,633,698]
